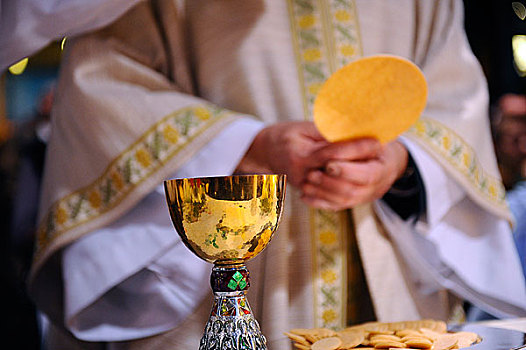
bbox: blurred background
[1,1,525,348]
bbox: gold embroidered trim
[408,117,507,206]
[324,0,363,67]
[288,0,361,329]
[34,105,234,261]
[310,208,349,329]
[288,0,332,120]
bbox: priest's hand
[300,139,408,211]
[234,121,329,187]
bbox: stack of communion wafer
[284,320,480,350]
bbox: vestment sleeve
[0,0,143,72]
[29,1,260,327]
[62,120,264,341]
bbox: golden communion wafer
[337,330,365,349]
[311,336,342,350]
[290,328,317,336]
[373,340,407,348]
[371,334,402,341]
[453,331,479,348]
[313,55,427,143]
[395,329,421,338]
[284,332,310,346]
[368,330,395,336]
[400,335,429,343]
[432,334,459,350]
[289,327,337,343]
[403,337,433,349]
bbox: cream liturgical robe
[28,0,526,348]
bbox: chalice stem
[199,264,267,350]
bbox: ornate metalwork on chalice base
[164,175,286,350]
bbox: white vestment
[23,0,526,348]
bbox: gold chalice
[164,174,286,350]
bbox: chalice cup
[164,174,286,350]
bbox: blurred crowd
[493,93,526,276]
[0,84,52,348]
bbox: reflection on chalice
[164,174,286,350]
